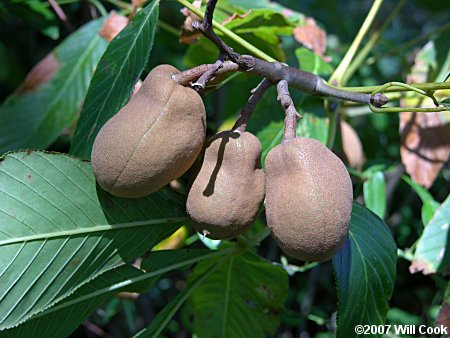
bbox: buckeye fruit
[92,64,206,198]
[186,130,265,239]
[265,137,353,262]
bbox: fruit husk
[187,130,265,239]
[92,64,206,198]
[265,137,353,262]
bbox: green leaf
[402,175,440,225]
[0,151,186,329]
[189,252,288,338]
[140,248,214,273]
[257,120,284,164]
[333,203,397,338]
[297,111,329,144]
[295,47,334,77]
[247,86,281,135]
[134,251,231,338]
[70,0,159,160]
[224,0,305,24]
[0,19,107,154]
[3,249,218,338]
[411,194,450,275]
[257,112,329,164]
[224,9,292,61]
[183,38,219,69]
[12,0,55,20]
[225,9,293,36]
[363,171,386,219]
[1,265,147,338]
[422,200,441,226]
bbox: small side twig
[369,82,450,113]
[233,78,273,133]
[173,61,239,85]
[277,80,301,144]
[192,54,224,90]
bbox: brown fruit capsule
[186,130,265,239]
[265,137,353,262]
[91,64,206,198]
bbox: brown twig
[173,61,239,85]
[277,80,300,144]
[192,0,241,64]
[233,78,273,133]
[192,54,224,90]
[186,0,389,108]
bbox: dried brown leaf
[293,17,327,56]
[400,43,450,188]
[180,0,203,44]
[400,111,450,188]
[99,11,129,42]
[341,121,365,170]
[221,11,251,26]
[18,53,59,94]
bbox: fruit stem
[172,61,239,85]
[277,80,301,143]
[233,78,273,133]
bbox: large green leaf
[225,9,292,61]
[363,171,386,219]
[0,151,186,330]
[257,120,283,164]
[189,251,288,338]
[70,0,159,159]
[1,265,146,338]
[295,47,333,77]
[411,194,450,274]
[297,111,329,144]
[402,175,440,225]
[333,203,397,338]
[0,19,107,154]
[135,250,233,338]
[224,0,305,24]
[2,249,218,338]
[225,9,293,36]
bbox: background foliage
[0,0,449,337]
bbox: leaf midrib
[32,249,228,320]
[221,257,234,338]
[351,231,369,325]
[0,217,188,246]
